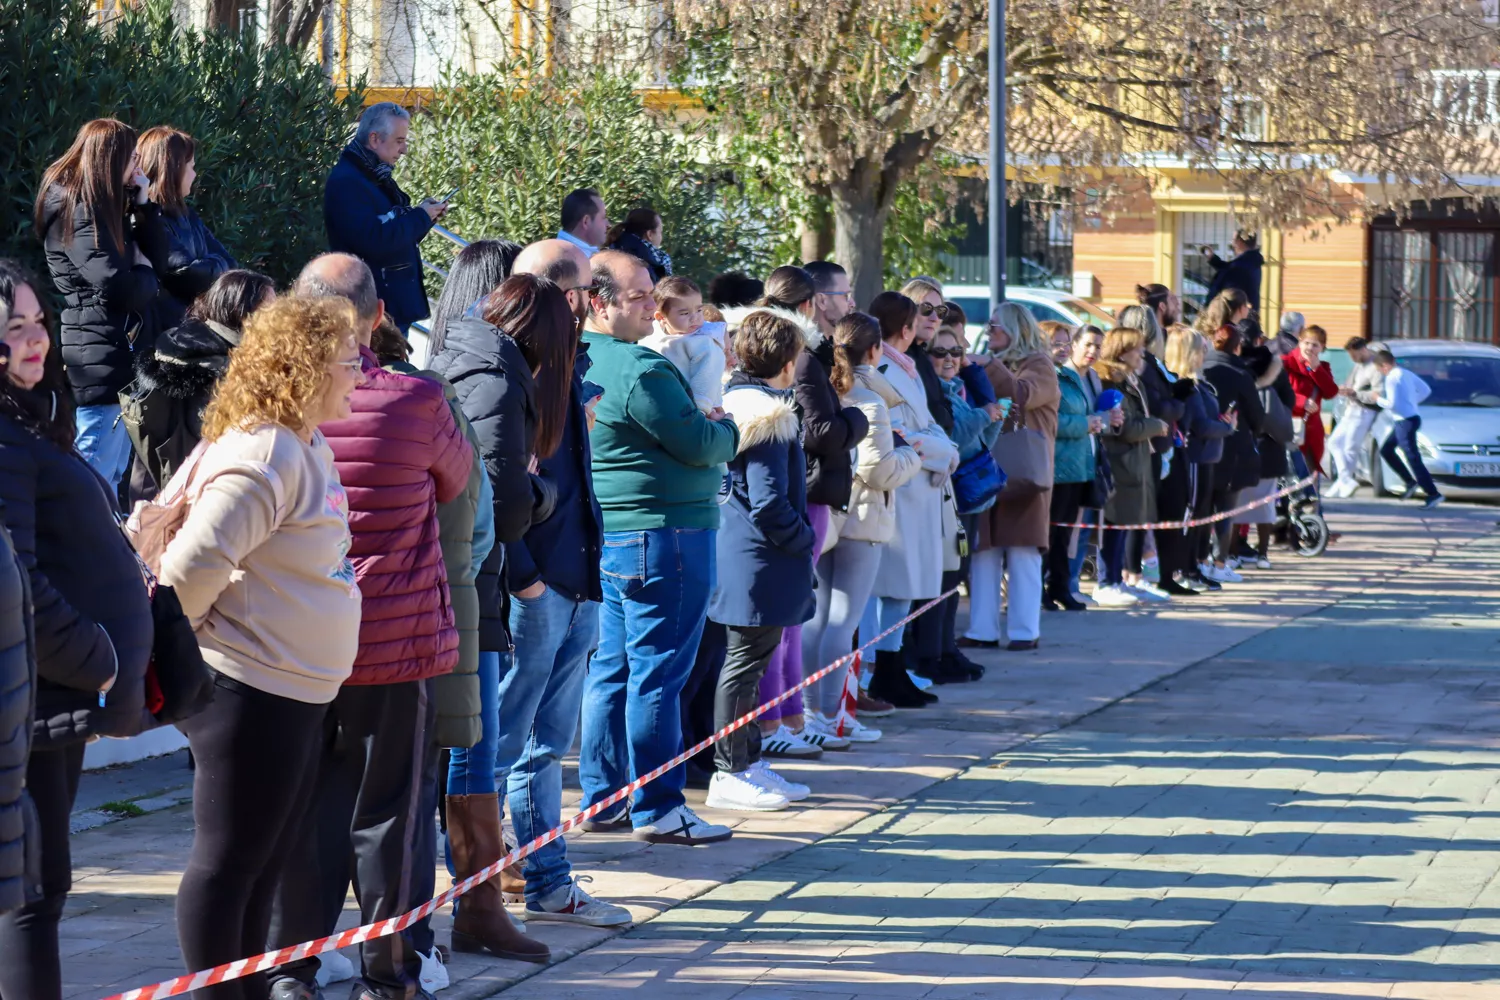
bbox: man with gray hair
[326,100,448,334]
[1274,310,1306,356]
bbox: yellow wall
[1074,172,1371,347]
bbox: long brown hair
[605,207,660,248]
[1196,288,1249,338]
[137,126,197,217]
[831,312,883,396]
[478,273,577,459]
[1094,326,1147,384]
[0,260,74,449]
[760,265,816,311]
[34,118,137,252]
[868,291,917,341]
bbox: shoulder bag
[989,380,1053,501]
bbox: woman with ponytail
[604,207,672,281]
[799,313,920,738]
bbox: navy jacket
[324,148,433,329]
[428,317,553,650]
[504,344,603,604]
[708,375,816,629]
[1207,249,1264,309]
[1181,379,1233,465]
[135,206,235,328]
[0,407,153,746]
[1201,349,1268,491]
[0,516,36,916]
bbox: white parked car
[1354,340,1500,501]
[943,285,1117,351]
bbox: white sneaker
[418,947,449,992]
[1129,582,1172,602]
[1174,572,1208,592]
[633,804,734,844]
[316,950,356,987]
[705,769,790,812]
[834,715,882,743]
[749,760,810,801]
[907,670,934,691]
[800,715,852,751]
[1254,555,1272,570]
[1204,563,1243,583]
[526,875,632,927]
[762,724,823,759]
[1092,584,1140,607]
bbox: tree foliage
[0,0,361,285]
[398,66,786,289]
[662,0,1500,299]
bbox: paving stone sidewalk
[59,496,1498,1000]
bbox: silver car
[1355,340,1500,501]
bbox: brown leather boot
[445,793,550,964]
[500,840,526,904]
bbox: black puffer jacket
[428,317,555,650]
[796,333,869,511]
[1201,348,1268,492]
[134,206,236,329]
[120,317,236,493]
[39,188,162,406]
[1139,353,1186,455]
[907,340,955,434]
[0,403,154,745]
[0,517,38,916]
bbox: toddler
[641,276,728,412]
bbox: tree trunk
[831,184,890,309]
[799,199,834,263]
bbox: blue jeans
[857,594,911,654]
[446,651,504,797]
[502,589,597,903]
[1380,416,1440,498]
[74,404,133,492]
[1068,509,1099,594]
[579,528,715,828]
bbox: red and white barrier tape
[104,588,960,1000]
[1050,472,1320,530]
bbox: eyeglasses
[568,284,599,296]
[822,290,855,300]
[333,358,363,372]
[927,347,965,359]
[918,303,951,319]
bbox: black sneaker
[1422,494,1445,510]
[270,979,323,1000]
[580,803,632,833]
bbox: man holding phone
[325,101,448,334]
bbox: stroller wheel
[1292,512,1330,557]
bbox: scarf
[881,342,919,381]
[344,140,407,207]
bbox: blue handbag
[953,448,1007,514]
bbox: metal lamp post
[988,0,1006,316]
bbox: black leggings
[177,674,328,1000]
[1154,456,1193,580]
[0,742,85,1000]
[1046,482,1086,599]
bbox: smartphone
[580,380,604,405]
[1225,401,1238,416]
[434,183,461,205]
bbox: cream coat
[837,367,922,544]
[868,359,958,600]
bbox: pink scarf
[881,342,919,381]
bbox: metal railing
[411,225,471,350]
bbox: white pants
[1327,408,1377,484]
[965,546,1044,643]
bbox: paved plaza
[59,495,1500,1000]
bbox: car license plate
[1456,462,1500,477]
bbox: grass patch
[98,801,146,818]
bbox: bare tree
[663,0,1500,302]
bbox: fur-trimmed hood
[133,318,236,400]
[722,373,800,454]
[720,304,825,351]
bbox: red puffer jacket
[322,347,475,684]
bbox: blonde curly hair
[202,295,358,442]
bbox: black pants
[904,593,945,666]
[1154,456,1193,581]
[1208,476,1240,562]
[1191,463,1217,570]
[1381,415,1441,497]
[713,624,782,774]
[1046,482,1087,599]
[271,679,439,998]
[683,621,727,774]
[177,675,328,1000]
[0,742,84,1000]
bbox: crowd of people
[0,104,1447,1000]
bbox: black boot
[945,649,985,680]
[868,650,935,708]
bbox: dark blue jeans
[1380,415,1440,498]
[579,527,716,827]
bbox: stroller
[1273,462,1330,557]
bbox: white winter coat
[869,357,958,600]
[837,367,922,545]
[640,320,728,412]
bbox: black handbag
[143,581,214,724]
[1082,447,1116,510]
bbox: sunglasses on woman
[918,303,951,319]
[927,346,965,359]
